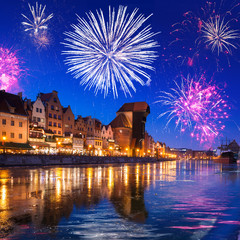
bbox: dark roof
[62,107,68,113]
[39,93,52,102]
[0,90,28,116]
[117,102,150,113]
[110,113,132,128]
[102,125,111,130]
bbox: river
[0,160,240,239]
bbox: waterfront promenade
[0,154,163,167]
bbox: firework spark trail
[62,6,158,98]
[22,2,53,34]
[0,48,22,92]
[168,1,240,71]
[156,75,229,143]
[22,2,53,48]
[200,15,240,55]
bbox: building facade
[62,105,75,136]
[32,97,46,129]
[40,90,63,136]
[110,102,150,156]
[0,90,29,146]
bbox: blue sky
[1,0,240,149]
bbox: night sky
[1,0,240,150]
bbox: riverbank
[0,154,167,167]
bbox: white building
[101,125,114,150]
[32,97,46,129]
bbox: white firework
[62,6,158,98]
[201,15,239,55]
[22,2,53,35]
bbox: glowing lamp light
[2,136,6,141]
[136,149,140,152]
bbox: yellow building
[0,90,30,152]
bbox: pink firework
[156,74,229,143]
[0,47,22,92]
[168,1,240,71]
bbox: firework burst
[22,2,53,47]
[0,47,22,92]
[62,6,158,98]
[168,1,240,71]
[156,75,229,143]
[200,15,240,55]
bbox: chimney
[27,99,31,107]
[18,92,22,99]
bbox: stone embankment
[0,154,165,167]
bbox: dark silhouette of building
[110,102,150,156]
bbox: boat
[213,151,238,164]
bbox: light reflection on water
[0,160,240,239]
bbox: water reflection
[0,160,239,239]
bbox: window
[51,105,54,110]
[40,108,42,113]
[11,120,14,126]
[11,133,14,138]
[33,117,36,122]
[19,122,23,127]
[2,132,6,137]
[49,113,52,118]
[58,131,61,135]
[19,134,22,139]
[49,121,52,126]
[2,119,6,125]
[54,130,56,134]
[54,122,57,127]
[54,114,57,119]
[68,117,70,121]
[37,117,40,122]
[41,118,44,123]
[58,115,61,120]
[54,98,57,103]
[58,123,61,128]
[71,125,72,129]
[36,108,39,112]
[56,106,59,111]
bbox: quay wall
[0,154,164,167]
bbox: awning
[0,142,33,150]
[29,142,50,148]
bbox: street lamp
[136,148,140,157]
[88,144,92,156]
[2,136,6,154]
